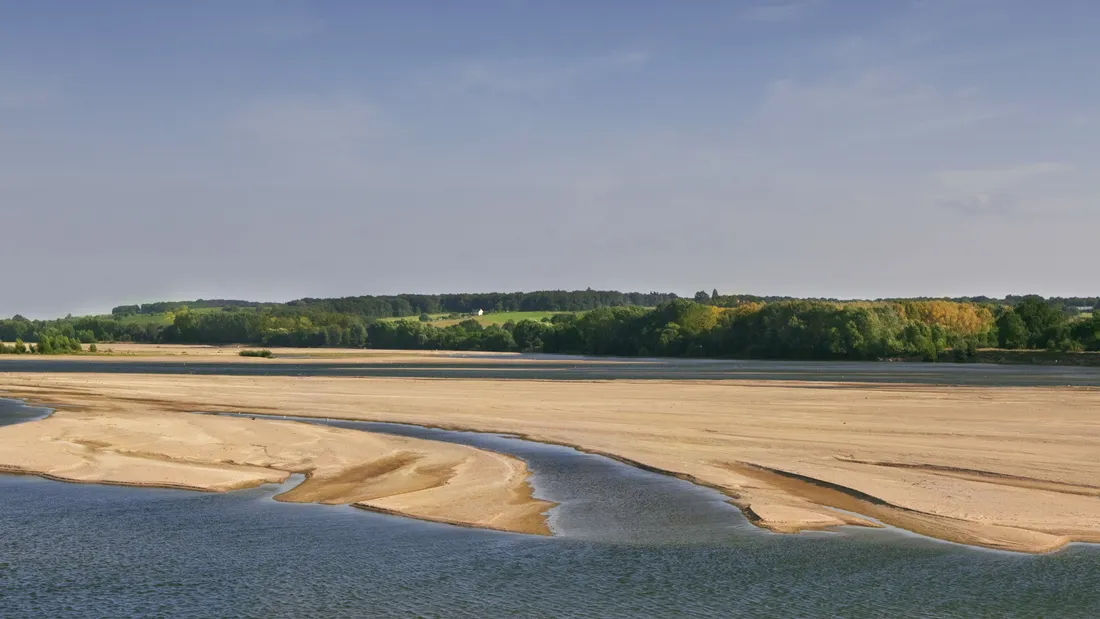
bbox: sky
[2,0,1098,317]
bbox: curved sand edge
[0,398,554,536]
[5,371,1100,553]
[411,427,1093,554]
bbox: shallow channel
[218,412,758,546]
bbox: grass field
[380,310,574,328]
[103,308,578,329]
[110,307,227,327]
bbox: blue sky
[2,0,1097,316]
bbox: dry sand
[3,350,1100,552]
[0,394,552,535]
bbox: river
[4,355,1100,386]
[2,398,1099,617]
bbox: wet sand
[3,347,1100,552]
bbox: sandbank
[0,398,552,535]
[3,350,1100,552]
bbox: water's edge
[3,398,1093,553]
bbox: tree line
[145,297,1100,359]
[537,298,1098,360]
[111,299,262,316]
[112,289,679,319]
[5,293,1099,361]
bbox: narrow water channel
[223,413,757,545]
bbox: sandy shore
[0,397,552,535]
[3,350,1100,552]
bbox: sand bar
[0,397,552,535]
[3,350,1100,552]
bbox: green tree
[348,323,368,347]
[480,325,516,352]
[456,319,483,333]
[512,320,551,352]
[996,311,1029,349]
[1012,296,1066,348]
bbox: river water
[5,355,1100,386]
[3,394,1100,617]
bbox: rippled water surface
[3,399,1100,618]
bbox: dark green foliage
[1011,296,1067,348]
[112,300,262,316]
[284,290,677,318]
[480,325,515,352]
[997,310,1029,349]
[239,349,273,358]
[31,334,83,355]
[0,338,28,354]
[6,291,1100,359]
[953,339,980,362]
[996,296,1070,349]
[512,320,552,352]
[536,300,999,361]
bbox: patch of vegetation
[425,310,574,328]
[239,349,273,358]
[0,334,82,355]
[0,339,28,354]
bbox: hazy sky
[2,0,1098,317]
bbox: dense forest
[365,297,1098,360]
[111,290,677,319]
[2,291,1098,361]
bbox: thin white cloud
[767,0,1013,136]
[740,0,821,22]
[767,69,938,112]
[233,97,384,146]
[933,162,1076,216]
[934,162,1074,192]
[435,50,650,97]
[760,69,1001,140]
